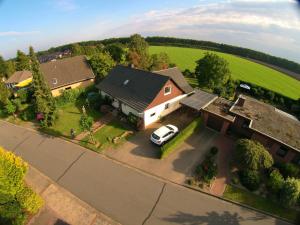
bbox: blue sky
[1,0,300,63]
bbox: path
[210,135,235,196]
[0,120,291,225]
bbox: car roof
[153,126,170,137]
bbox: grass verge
[160,117,202,159]
[223,185,298,222]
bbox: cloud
[0,31,40,37]
[52,0,78,11]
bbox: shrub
[20,105,35,121]
[56,88,84,106]
[87,92,102,110]
[127,112,138,127]
[239,169,261,191]
[234,139,274,171]
[5,100,17,115]
[16,89,31,103]
[16,186,44,214]
[275,162,300,179]
[160,117,202,159]
[280,177,300,207]
[11,98,22,113]
[267,169,284,195]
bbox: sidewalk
[26,166,121,225]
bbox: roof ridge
[153,67,178,73]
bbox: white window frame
[164,85,172,95]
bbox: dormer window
[164,86,171,95]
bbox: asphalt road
[0,120,291,225]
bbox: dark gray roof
[154,67,194,93]
[180,89,218,111]
[96,65,170,112]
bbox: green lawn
[223,185,298,222]
[80,120,132,152]
[149,46,300,100]
[43,101,102,138]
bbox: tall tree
[5,60,16,78]
[150,52,170,71]
[30,47,57,127]
[0,55,6,78]
[127,34,150,69]
[105,43,126,63]
[15,50,31,71]
[195,52,231,89]
[88,52,115,80]
[71,43,83,56]
[0,79,10,106]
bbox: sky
[1,0,300,63]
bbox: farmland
[149,46,300,100]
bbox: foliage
[224,185,298,222]
[127,34,151,69]
[267,169,284,195]
[160,117,202,159]
[19,105,35,121]
[195,148,218,184]
[5,100,16,115]
[279,177,300,207]
[30,47,57,127]
[0,147,43,225]
[79,114,93,132]
[86,92,102,110]
[0,80,10,106]
[150,52,170,71]
[16,89,31,103]
[104,43,126,63]
[234,139,274,171]
[88,52,115,79]
[70,43,83,56]
[11,99,22,113]
[195,52,231,90]
[56,88,84,106]
[239,169,261,191]
[274,162,300,179]
[15,50,30,71]
[127,112,138,127]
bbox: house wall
[121,103,140,117]
[51,79,94,97]
[144,94,186,127]
[145,79,184,110]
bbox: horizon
[1,0,300,63]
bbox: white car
[150,124,179,146]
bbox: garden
[224,138,300,223]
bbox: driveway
[104,108,221,184]
[0,120,291,225]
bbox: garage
[206,113,224,131]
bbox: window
[150,112,156,117]
[276,146,288,158]
[164,86,171,95]
[165,103,169,109]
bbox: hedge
[160,117,202,159]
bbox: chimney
[237,96,246,107]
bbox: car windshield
[166,125,174,131]
[152,133,160,140]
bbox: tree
[195,52,231,89]
[0,56,15,78]
[105,43,126,63]
[127,34,151,69]
[280,177,300,207]
[80,113,95,144]
[0,79,10,106]
[71,43,83,56]
[234,139,274,171]
[150,52,170,71]
[5,60,16,78]
[0,147,43,224]
[5,100,16,116]
[88,52,115,79]
[30,47,57,127]
[0,55,6,78]
[15,50,30,71]
[267,169,284,195]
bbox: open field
[149,46,300,99]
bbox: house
[182,92,300,164]
[40,55,95,96]
[5,70,33,89]
[96,65,194,128]
[38,50,72,63]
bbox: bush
[234,139,273,171]
[160,117,202,159]
[86,92,102,110]
[19,105,35,121]
[11,99,22,113]
[275,162,300,179]
[239,169,261,191]
[5,100,16,115]
[16,89,32,103]
[16,186,44,214]
[280,177,300,207]
[56,88,84,106]
[267,169,284,195]
[127,112,138,127]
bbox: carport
[180,89,218,112]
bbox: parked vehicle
[150,124,179,146]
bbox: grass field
[149,46,300,100]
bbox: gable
[146,79,184,110]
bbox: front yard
[223,185,298,222]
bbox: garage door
[207,114,223,132]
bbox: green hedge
[160,117,202,159]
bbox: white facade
[143,94,187,127]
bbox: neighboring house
[182,92,300,164]
[40,55,95,96]
[96,65,193,128]
[38,50,72,63]
[5,70,33,89]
